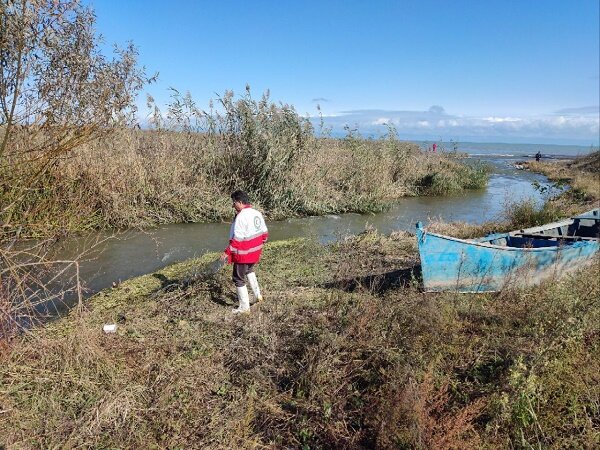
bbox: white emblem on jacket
[229,207,268,241]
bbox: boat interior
[475,210,600,249]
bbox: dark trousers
[232,263,255,287]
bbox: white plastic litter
[103,324,117,333]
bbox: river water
[39,143,595,315]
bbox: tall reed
[3,89,489,238]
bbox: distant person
[535,151,542,162]
[432,142,437,153]
[220,190,269,314]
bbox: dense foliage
[3,91,489,237]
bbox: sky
[89,0,599,145]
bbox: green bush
[504,198,562,229]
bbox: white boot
[247,272,263,302]
[232,285,250,314]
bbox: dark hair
[231,190,250,205]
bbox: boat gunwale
[418,216,598,253]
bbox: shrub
[503,198,562,229]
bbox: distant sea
[416,141,598,159]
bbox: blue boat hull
[416,211,600,292]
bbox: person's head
[231,190,250,212]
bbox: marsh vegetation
[1,222,598,448]
[3,91,489,240]
[1,2,598,448]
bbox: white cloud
[372,117,390,125]
[311,105,600,143]
[483,116,522,123]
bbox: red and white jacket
[224,205,269,264]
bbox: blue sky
[90,0,599,145]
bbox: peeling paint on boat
[416,209,600,292]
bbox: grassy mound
[1,232,598,448]
[571,150,600,173]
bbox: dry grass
[11,128,488,237]
[524,151,600,208]
[429,152,600,237]
[1,228,598,448]
[2,104,489,240]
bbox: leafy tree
[0,0,146,339]
[0,0,146,235]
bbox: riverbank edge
[522,151,599,203]
[2,226,599,448]
[42,242,300,337]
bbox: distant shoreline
[416,140,598,158]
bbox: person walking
[535,151,542,162]
[220,190,269,314]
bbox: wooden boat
[416,209,600,292]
